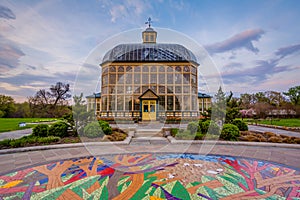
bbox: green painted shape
[31,185,70,200]
[117,175,130,186]
[129,175,157,200]
[69,176,100,197]
[204,186,223,199]
[99,186,109,200]
[171,181,191,200]
[226,172,249,190]
[216,176,244,194]
[162,180,177,193]
[201,175,215,183]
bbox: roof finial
[145,17,152,28]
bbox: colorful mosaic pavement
[0,153,299,200]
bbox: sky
[0,0,300,102]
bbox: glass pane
[143,105,149,112]
[110,66,116,72]
[142,74,149,84]
[135,66,141,72]
[167,74,173,84]
[134,74,141,84]
[150,74,157,83]
[109,74,116,84]
[158,74,165,84]
[142,66,149,72]
[175,74,182,84]
[151,66,157,72]
[167,66,173,72]
[184,66,190,72]
[125,74,132,84]
[159,66,165,72]
[159,86,165,94]
[175,66,181,72]
[167,96,173,111]
[118,66,124,72]
[126,66,132,72]
[150,104,155,112]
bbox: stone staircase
[130,123,169,144]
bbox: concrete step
[135,129,163,137]
[130,137,169,145]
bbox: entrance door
[142,100,156,121]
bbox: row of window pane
[103,74,197,85]
[101,95,198,111]
[102,65,197,74]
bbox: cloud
[0,35,25,73]
[0,5,15,20]
[100,0,150,23]
[275,43,300,59]
[206,29,265,54]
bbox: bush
[48,122,68,138]
[37,136,60,144]
[195,132,205,140]
[175,130,195,140]
[187,121,200,134]
[232,119,248,131]
[0,139,11,147]
[98,120,112,135]
[220,124,240,141]
[32,124,49,137]
[207,121,220,135]
[83,122,104,138]
[105,132,127,141]
[268,136,283,143]
[170,128,179,137]
[200,120,220,135]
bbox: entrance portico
[139,89,158,121]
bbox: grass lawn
[0,118,58,133]
[245,118,300,127]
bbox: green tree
[211,86,226,122]
[71,93,94,135]
[28,82,71,117]
[0,94,16,117]
[284,86,300,105]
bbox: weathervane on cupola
[145,17,153,28]
[143,17,157,43]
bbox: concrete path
[248,125,300,137]
[0,128,32,140]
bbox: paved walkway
[0,142,299,175]
[0,128,32,140]
[248,125,300,137]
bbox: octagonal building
[87,27,211,121]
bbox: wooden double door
[142,100,156,121]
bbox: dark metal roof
[198,92,212,98]
[86,92,211,99]
[85,92,101,98]
[102,43,198,64]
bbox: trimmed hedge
[83,122,104,138]
[48,122,68,138]
[32,124,48,137]
[98,120,112,135]
[232,119,248,131]
[220,124,240,141]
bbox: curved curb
[1,136,300,154]
[167,136,300,148]
[0,134,134,154]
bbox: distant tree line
[206,85,300,121]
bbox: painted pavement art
[0,153,299,199]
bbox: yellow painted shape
[0,180,23,188]
[150,196,164,200]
